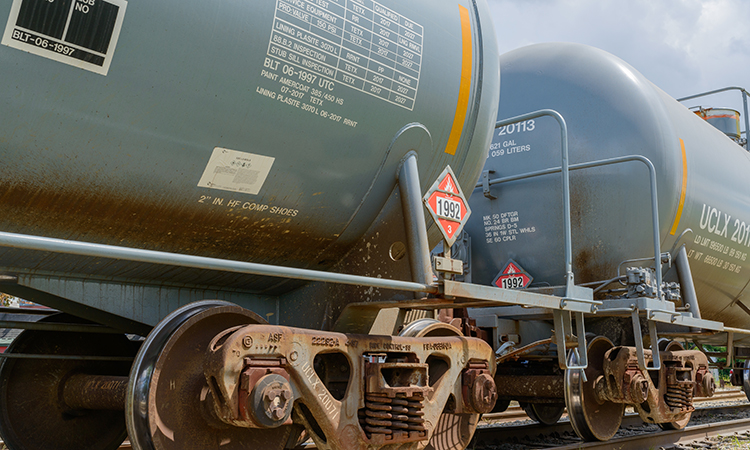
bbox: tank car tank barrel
[398,153,434,286]
[0,231,439,294]
[62,374,128,411]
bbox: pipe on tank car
[675,245,701,320]
[398,152,435,287]
[0,232,440,295]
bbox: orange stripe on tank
[669,138,688,235]
[444,5,473,155]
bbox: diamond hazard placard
[492,259,533,290]
[423,166,471,247]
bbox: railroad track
[480,388,747,424]
[474,397,750,449]
[2,390,741,450]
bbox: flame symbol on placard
[445,177,454,193]
[507,266,516,274]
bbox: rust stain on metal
[202,323,495,450]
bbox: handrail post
[743,90,749,151]
[493,110,575,294]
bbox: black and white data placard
[2,0,127,75]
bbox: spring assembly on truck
[360,392,427,440]
[665,366,694,411]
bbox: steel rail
[479,389,747,422]
[552,416,750,450]
[103,399,750,450]
[475,402,750,450]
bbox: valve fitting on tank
[626,268,659,298]
[625,267,681,302]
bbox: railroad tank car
[0,0,498,327]
[465,42,750,442]
[0,1,502,449]
[466,42,750,329]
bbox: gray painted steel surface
[466,43,750,328]
[0,0,500,327]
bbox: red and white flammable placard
[492,260,533,290]
[423,166,471,247]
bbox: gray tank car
[467,42,750,328]
[467,43,750,441]
[0,1,502,449]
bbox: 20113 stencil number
[498,120,535,136]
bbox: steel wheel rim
[743,358,750,402]
[523,403,565,426]
[126,300,283,450]
[564,335,624,441]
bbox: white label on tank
[482,211,536,244]
[198,148,275,196]
[264,0,423,111]
[2,0,127,75]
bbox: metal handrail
[677,86,750,151]
[477,153,663,301]
[479,110,576,294]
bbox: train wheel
[126,301,298,450]
[564,336,624,441]
[743,358,750,402]
[656,340,692,430]
[0,314,136,450]
[520,402,565,426]
[401,319,479,450]
[491,399,511,413]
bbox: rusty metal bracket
[552,310,588,379]
[727,331,735,369]
[631,308,661,371]
[202,324,495,450]
[481,170,496,199]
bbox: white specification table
[267,0,423,110]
